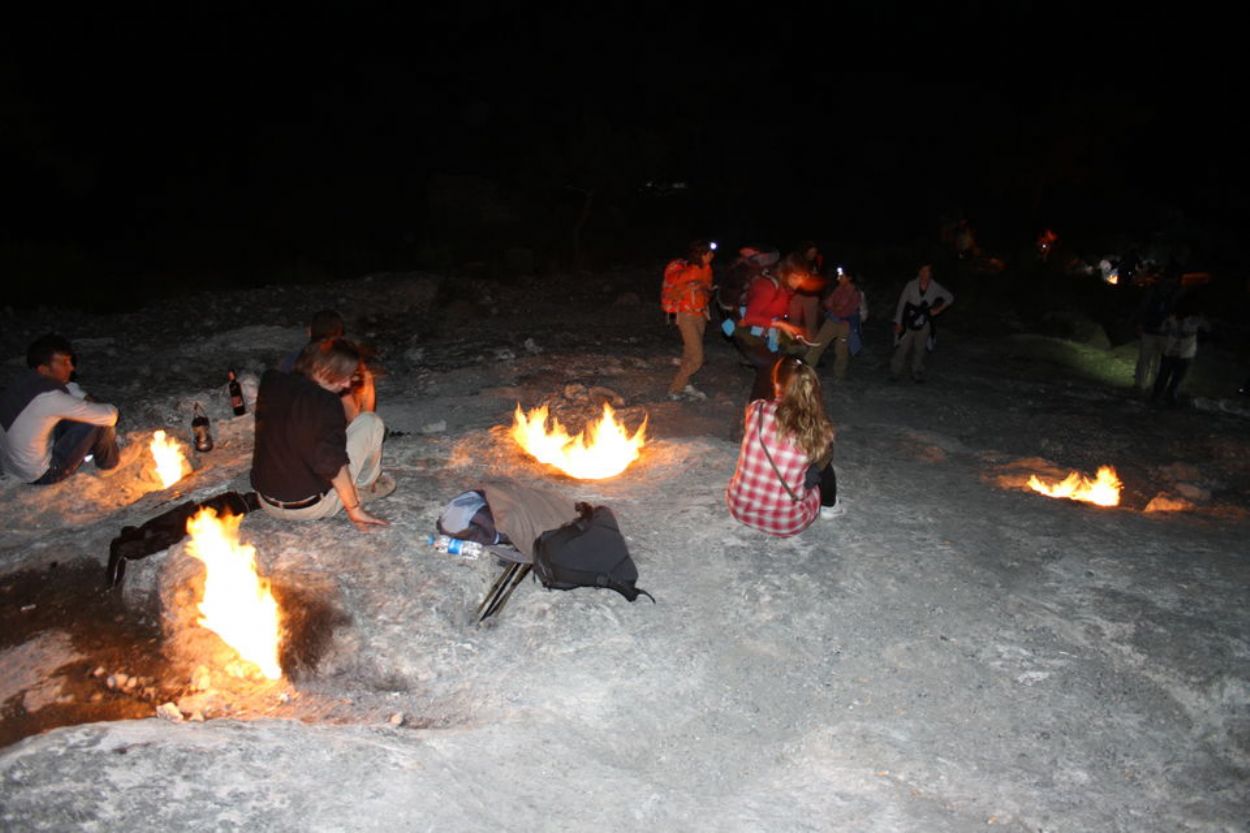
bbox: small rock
[421,420,447,434]
[1174,482,1210,502]
[106,675,118,689]
[92,666,106,678]
[114,673,129,688]
[523,338,542,354]
[20,604,35,612]
[90,692,104,703]
[278,692,291,704]
[190,711,206,723]
[124,676,138,690]
[156,703,184,723]
[388,712,404,726]
[192,666,212,691]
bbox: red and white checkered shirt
[726,400,821,537]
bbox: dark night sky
[4,8,1248,306]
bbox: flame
[185,508,282,679]
[149,430,186,488]
[511,401,647,480]
[1028,465,1122,507]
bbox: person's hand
[346,504,389,531]
[893,322,903,334]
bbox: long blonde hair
[772,356,834,461]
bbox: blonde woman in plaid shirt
[725,356,838,536]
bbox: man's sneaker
[360,472,397,504]
[682,384,708,401]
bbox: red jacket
[739,275,794,329]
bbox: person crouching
[251,338,391,531]
[726,356,837,536]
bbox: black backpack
[532,503,654,603]
[106,491,260,588]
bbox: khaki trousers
[669,312,707,393]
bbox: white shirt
[0,382,117,481]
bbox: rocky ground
[1,268,1248,832]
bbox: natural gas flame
[185,508,282,680]
[511,401,647,480]
[1028,465,1122,507]
[149,430,186,488]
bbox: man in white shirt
[890,264,955,382]
[0,334,120,484]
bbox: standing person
[662,240,716,401]
[726,355,838,537]
[806,266,866,381]
[787,242,827,343]
[251,338,392,532]
[0,333,120,485]
[1134,273,1180,394]
[735,257,811,403]
[1151,295,1207,405]
[890,263,954,383]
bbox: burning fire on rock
[511,402,647,480]
[149,430,187,488]
[1028,465,1122,507]
[184,508,283,680]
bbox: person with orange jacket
[662,239,716,400]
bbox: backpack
[436,489,509,546]
[660,258,691,314]
[107,490,260,588]
[531,503,655,603]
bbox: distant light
[709,241,718,251]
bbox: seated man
[278,308,376,416]
[251,338,391,532]
[0,333,121,485]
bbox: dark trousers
[1152,356,1190,403]
[32,420,120,485]
[737,337,781,403]
[809,460,837,507]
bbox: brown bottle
[192,402,213,452]
[227,370,246,416]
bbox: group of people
[663,241,956,398]
[660,239,956,538]
[0,310,395,536]
[3,254,954,547]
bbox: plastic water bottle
[426,534,483,559]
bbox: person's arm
[931,281,955,315]
[50,392,118,426]
[330,464,388,531]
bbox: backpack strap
[755,402,804,503]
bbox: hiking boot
[682,384,708,401]
[360,472,397,504]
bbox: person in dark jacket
[251,338,391,532]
